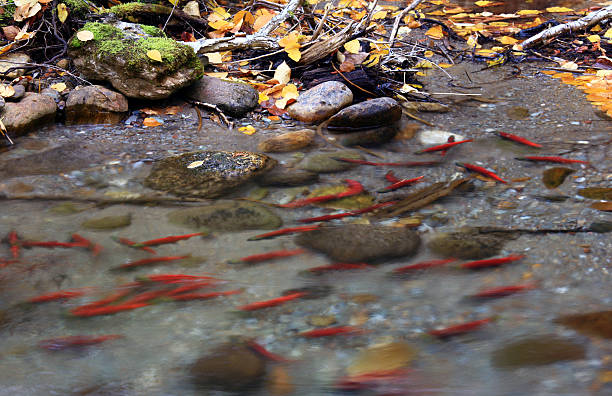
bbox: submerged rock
[295,224,420,262]
[327,97,401,131]
[578,188,612,200]
[81,214,132,230]
[542,167,574,189]
[145,151,276,198]
[418,129,466,146]
[298,150,362,173]
[427,229,516,259]
[555,311,612,339]
[491,335,585,368]
[167,201,282,231]
[65,85,128,125]
[68,22,202,100]
[2,93,56,136]
[184,75,258,117]
[191,343,266,391]
[287,81,353,123]
[335,125,399,147]
[256,166,319,187]
[347,341,417,376]
[257,129,315,152]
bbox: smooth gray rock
[328,97,401,131]
[184,75,258,117]
[287,81,353,123]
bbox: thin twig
[194,106,203,132]
[389,0,424,47]
[330,61,377,96]
[402,110,434,126]
[191,101,233,129]
[310,3,331,42]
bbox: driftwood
[521,5,612,49]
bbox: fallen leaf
[239,125,256,135]
[50,82,67,92]
[279,31,302,62]
[587,35,601,43]
[344,39,360,54]
[253,8,275,32]
[57,3,68,23]
[425,25,444,40]
[143,117,162,127]
[498,36,518,45]
[204,52,223,64]
[517,10,540,15]
[13,0,41,22]
[340,60,355,72]
[372,10,387,19]
[187,160,204,169]
[546,7,573,13]
[76,30,94,42]
[273,61,291,85]
[147,50,163,62]
[0,85,15,98]
[281,84,299,100]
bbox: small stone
[40,88,62,102]
[401,101,450,113]
[56,58,70,69]
[295,224,420,262]
[491,335,585,368]
[6,84,26,101]
[185,75,258,117]
[418,129,465,146]
[578,188,612,200]
[167,200,282,231]
[555,311,612,339]
[0,52,31,78]
[1,93,57,137]
[256,166,319,187]
[347,341,417,376]
[81,214,132,230]
[506,106,530,120]
[257,129,315,152]
[542,167,575,189]
[427,228,515,259]
[345,294,380,304]
[328,97,401,131]
[145,151,276,198]
[287,81,353,123]
[66,85,128,125]
[191,343,266,391]
[299,150,363,173]
[307,315,337,327]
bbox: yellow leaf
[204,72,228,78]
[76,30,94,42]
[253,8,275,32]
[258,92,269,104]
[467,34,481,49]
[425,25,444,40]
[143,117,162,127]
[147,50,163,62]
[344,39,360,54]
[212,6,231,19]
[239,125,256,135]
[424,50,434,57]
[273,61,291,85]
[498,36,518,45]
[439,63,453,68]
[604,28,612,39]
[560,61,579,70]
[187,160,204,169]
[372,10,387,19]
[0,85,15,98]
[517,10,540,15]
[204,52,223,64]
[286,48,301,62]
[50,82,67,92]
[546,7,573,13]
[167,0,178,5]
[475,1,493,6]
[275,97,289,109]
[279,31,302,61]
[57,3,68,23]
[587,35,601,43]
[209,19,233,31]
[415,60,433,69]
[281,84,299,100]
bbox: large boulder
[184,76,258,117]
[2,93,56,137]
[68,22,203,100]
[65,85,129,124]
[144,151,277,198]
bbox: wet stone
[555,311,612,339]
[298,150,363,173]
[256,166,319,187]
[542,167,575,189]
[336,125,399,147]
[295,224,420,262]
[427,229,515,259]
[308,315,337,327]
[2,93,57,136]
[590,221,612,233]
[287,81,353,123]
[491,335,586,369]
[257,129,315,152]
[578,187,612,200]
[65,85,129,125]
[167,200,282,232]
[185,76,258,117]
[506,106,530,120]
[401,101,450,113]
[347,341,417,376]
[328,97,401,131]
[81,214,132,230]
[7,84,26,101]
[190,343,266,391]
[144,151,276,198]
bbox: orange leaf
[425,25,444,40]
[143,117,162,127]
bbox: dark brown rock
[2,93,56,137]
[190,343,266,391]
[145,151,276,198]
[555,311,612,339]
[257,129,314,152]
[328,97,401,131]
[491,335,585,368]
[184,75,258,117]
[427,228,517,259]
[66,85,128,125]
[295,224,420,262]
[287,81,353,123]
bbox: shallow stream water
[0,59,611,396]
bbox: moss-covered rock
[68,22,202,99]
[63,0,90,18]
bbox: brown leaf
[590,201,612,211]
[339,60,355,72]
[2,26,20,41]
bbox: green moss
[0,3,16,27]
[140,24,165,37]
[109,2,171,19]
[69,22,123,49]
[63,0,90,17]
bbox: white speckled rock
[287,81,352,123]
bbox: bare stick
[389,0,424,47]
[521,5,612,49]
[311,3,332,42]
[191,101,233,129]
